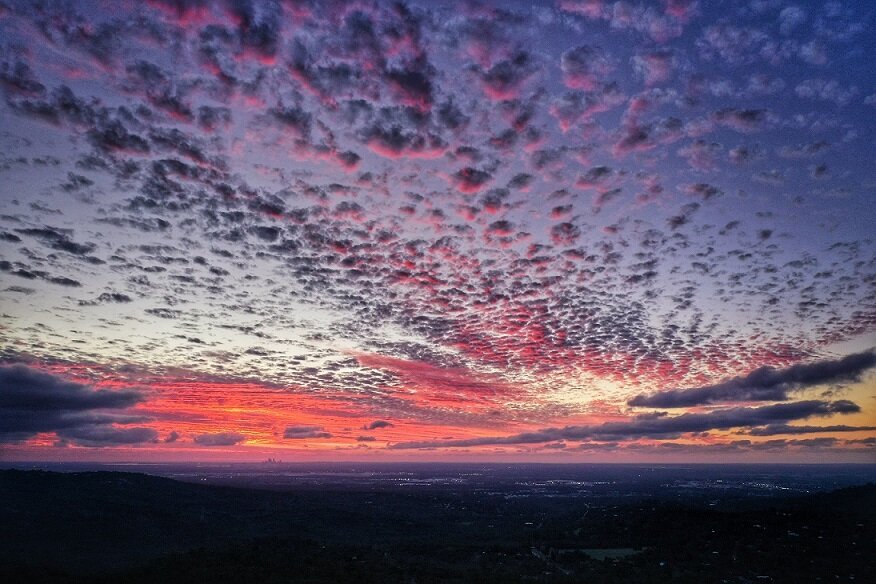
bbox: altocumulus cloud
[0,0,873,460]
[0,364,155,446]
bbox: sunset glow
[1,0,874,463]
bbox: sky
[0,0,874,463]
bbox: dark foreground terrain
[1,465,874,583]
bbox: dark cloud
[363,420,393,430]
[561,45,612,90]
[56,425,158,446]
[550,222,581,246]
[197,105,232,131]
[507,173,533,190]
[436,99,469,130]
[283,425,332,439]
[0,261,83,287]
[0,60,46,98]
[145,308,183,319]
[747,424,876,436]
[89,119,150,154]
[194,432,246,446]
[48,276,82,287]
[712,108,769,133]
[479,51,534,99]
[386,57,435,112]
[250,225,280,242]
[97,292,133,303]
[452,167,493,193]
[266,105,312,139]
[14,227,96,257]
[613,116,684,157]
[60,172,94,192]
[229,0,282,63]
[629,350,876,408]
[148,128,211,163]
[0,365,148,444]
[80,292,133,307]
[390,400,860,449]
[684,183,723,200]
[360,123,446,159]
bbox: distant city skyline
[0,0,874,462]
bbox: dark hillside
[1,470,873,583]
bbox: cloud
[0,60,46,98]
[0,0,873,459]
[363,420,394,430]
[778,6,807,36]
[795,79,859,106]
[80,292,133,306]
[696,24,769,64]
[559,1,691,42]
[386,58,435,112]
[352,352,522,415]
[751,437,839,451]
[283,425,332,439]
[479,51,534,100]
[629,350,876,407]
[56,425,158,446]
[746,424,876,436]
[452,167,493,193]
[561,45,612,90]
[0,364,150,445]
[266,105,312,139]
[578,436,871,456]
[390,400,860,449]
[612,115,684,157]
[550,222,581,246]
[361,123,447,159]
[145,308,183,319]
[549,86,625,131]
[194,431,246,446]
[14,227,96,257]
[631,49,674,86]
[711,108,769,133]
